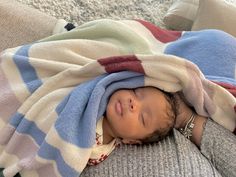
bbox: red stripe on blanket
[135,19,182,43]
[98,55,144,74]
[213,81,236,98]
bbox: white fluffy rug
[16,0,236,29]
[15,0,175,28]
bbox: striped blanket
[0,19,235,177]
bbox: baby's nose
[129,98,139,112]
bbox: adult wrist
[179,112,196,139]
[174,108,193,130]
[177,110,208,147]
[190,115,208,147]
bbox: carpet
[15,0,176,28]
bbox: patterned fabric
[87,117,120,166]
[0,19,235,177]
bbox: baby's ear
[121,139,142,145]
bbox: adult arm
[174,94,236,177]
[198,116,236,177]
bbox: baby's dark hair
[140,90,177,144]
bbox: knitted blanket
[0,19,235,177]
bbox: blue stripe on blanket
[9,112,23,128]
[38,142,79,177]
[55,75,105,148]
[9,113,45,145]
[164,30,236,80]
[13,44,42,93]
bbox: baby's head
[104,86,176,145]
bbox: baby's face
[105,87,170,141]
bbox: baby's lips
[115,100,123,116]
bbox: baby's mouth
[115,100,123,116]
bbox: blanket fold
[0,19,235,177]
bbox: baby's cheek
[122,121,140,136]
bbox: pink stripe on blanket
[0,125,15,145]
[135,19,182,43]
[98,55,145,74]
[202,79,218,113]
[183,62,216,116]
[0,66,21,122]
[4,131,39,159]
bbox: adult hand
[173,93,207,147]
[173,93,193,130]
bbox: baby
[88,86,176,165]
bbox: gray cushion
[81,130,221,177]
